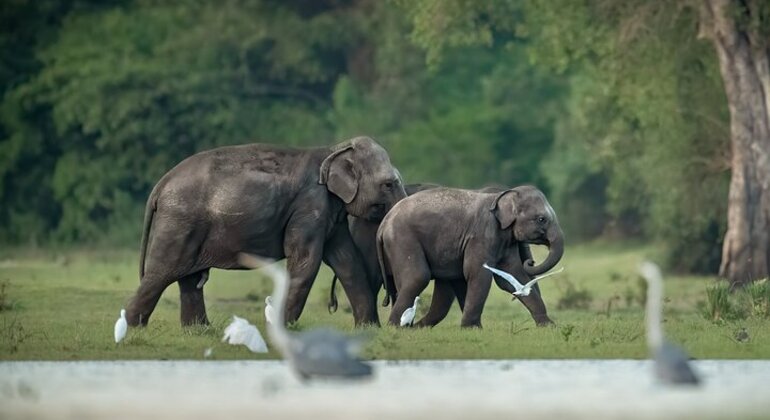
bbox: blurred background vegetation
[1,0,730,273]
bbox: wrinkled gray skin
[328,184,542,327]
[127,136,406,327]
[327,183,439,312]
[377,186,563,328]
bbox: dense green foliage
[1,1,735,273]
[400,0,730,273]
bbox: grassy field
[0,242,767,360]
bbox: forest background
[3,0,767,280]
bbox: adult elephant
[127,136,406,328]
[377,185,563,328]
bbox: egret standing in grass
[114,309,127,343]
[638,261,700,386]
[238,253,373,380]
[400,296,420,327]
[482,263,564,297]
[265,296,276,325]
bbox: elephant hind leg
[179,270,210,326]
[387,261,431,326]
[125,273,177,327]
[450,279,467,310]
[415,280,455,328]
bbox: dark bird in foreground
[735,327,750,343]
[238,253,373,380]
[638,261,700,386]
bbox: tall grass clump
[699,279,770,322]
[738,280,770,319]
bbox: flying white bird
[114,309,127,343]
[238,253,373,380]
[222,315,268,353]
[638,261,700,386]
[265,296,276,325]
[482,263,564,296]
[400,296,421,327]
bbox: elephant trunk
[524,226,564,276]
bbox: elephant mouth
[366,203,387,221]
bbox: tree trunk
[702,0,770,286]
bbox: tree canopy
[2,0,758,277]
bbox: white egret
[482,263,564,297]
[265,296,276,325]
[114,309,127,343]
[222,315,268,353]
[238,253,372,380]
[638,261,700,386]
[400,296,420,326]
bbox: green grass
[0,242,767,360]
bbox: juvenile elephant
[127,136,406,328]
[327,184,540,322]
[377,185,563,327]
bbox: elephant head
[320,136,407,222]
[491,185,564,276]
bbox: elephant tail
[376,230,394,307]
[328,274,339,314]
[138,183,161,280]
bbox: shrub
[557,281,593,310]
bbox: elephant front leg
[323,225,379,326]
[178,270,209,326]
[517,291,553,326]
[459,269,493,328]
[282,232,324,325]
[501,256,553,326]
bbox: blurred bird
[735,327,750,343]
[482,263,564,297]
[265,296,276,325]
[638,261,700,386]
[400,296,421,327]
[222,315,268,353]
[114,309,127,344]
[238,253,373,380]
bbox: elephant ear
[490,189,518,229]
[319,143,358,203]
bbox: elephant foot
[533,314,554,327]
[125,308,149,327]
[181,314,210,326]
[180,296,209,326]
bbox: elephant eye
[536,216,547,224]
[382,181,395,190]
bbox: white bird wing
[400,307,416,326]
[243,324,268,353]
[222,315,268,353]
[482,263,524,290]
[523,267,565,288]
[222,315,247,343]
